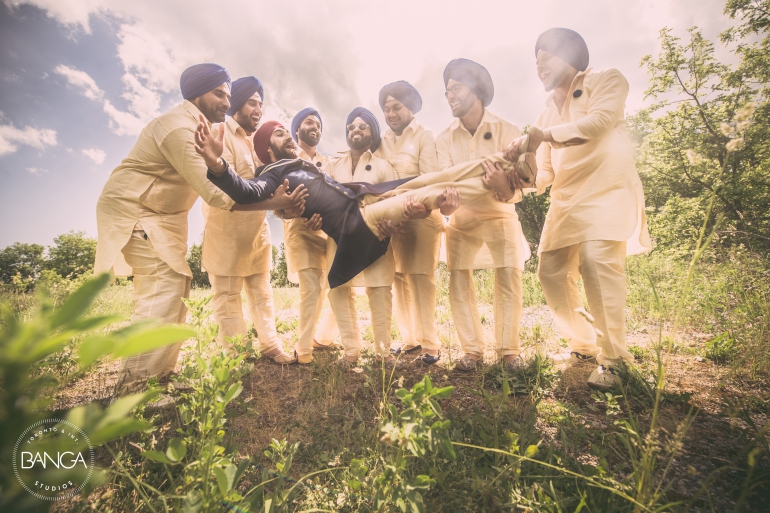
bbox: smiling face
[382,98,413,134]
[297,115,322,147]
[267,127,300,162]
[346,116,373,151]
[233,94,263,133]
[536,50,577,92]
[193,83,231,123]
[444,79,478,118]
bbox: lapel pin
[484,132,492,140]
[573,89,583,98]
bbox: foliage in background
[270,243,295,288]
[186,241,210,289]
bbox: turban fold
[535,28,589,71]
[346,107,381,152]
[378,81,422,114]
[291,107,323,142]
[253,120,285,165]
[443,58,494,107]
[180,63,231,101]
[226,76,264,116]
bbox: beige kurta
[374,118,442,275]
[95,101,235,277]
[436,109,530,271]
[326,150,397,287]
[284,149,334,282]
[534,68,651,256]
[201,117,271,276]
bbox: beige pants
[118,228,190,391]
[209,273,280,354]
[449,267,523,358]
[537,240,633,366]
[296,268,338,357]
[328,285,392,358]
[393,272,439,351]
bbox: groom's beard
[269,140,299,161]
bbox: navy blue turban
[346,107,381,152]
[443,58,494,107]
[180,63,231,101]
[226,76,264,116]
[291,107,323,142]
[378,81,422,114]
[535,28,589,71]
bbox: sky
[0,0,737,250]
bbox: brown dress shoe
[312,339,339,350]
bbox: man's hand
[272,179,308,211]
[481,160,514,201]
[402,196,431,220]
[508,161,528,191]
[503,135,526,162]
[302,213,323,231]
[376,219,402,238]
[194,114,226,174]
[436,186,460,216]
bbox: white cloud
[26,166,48,175]
[54,64,103,100]
[0,114,57,156]
[82,147,106,164]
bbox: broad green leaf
[166,438,187,462]
[525,444,539,457]
[224,382,243,404]
[78,334,116,367]
[112,326,195,357]
[88,419,152,446]
[49,273,111,329]
[142,450,173,464]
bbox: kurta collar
[384,116,419,142]
[449,108,500,135]
[544,68,592,111]
[183,100,207,125]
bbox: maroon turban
[253,120,284,165]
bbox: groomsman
[325,108,400,368]
[530,28,651,388]
[202,76,295,364]
[285,108,338,364]
[436,58,530,372]
[95,64,303,393]
[374,81,442,365]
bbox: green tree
[44,230,97,279]
[633,0,770,255]
[0,242,45,283]
[187,241,210,289]
[270,243,294,288]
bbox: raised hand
[302,213,323,231]
[436,186,460,216]
[194,114,226,174]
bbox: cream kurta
[95,101,235,277]
[436,109,530,271]
[284,149,334,281]
[326,150,397,287]
[201,117,271,276]
[534,68,651,255]
[374,118,442,275]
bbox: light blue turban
[179,63,231,101]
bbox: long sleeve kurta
[95,101,235,277]
[201,117,271,277]
[284,149,335,282]
[435,109,530,271]
[534,68,651,255]
[326,150,398,287]
[374,118,443,275]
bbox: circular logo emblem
[13,419,94,501]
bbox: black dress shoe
[417,352,440,365]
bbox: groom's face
[267,128,300,162]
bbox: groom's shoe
[519,126,545,155]
[516,152,539,184]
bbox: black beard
[269,141,296,161]
[299,128,320,147]
[347,135,372,152]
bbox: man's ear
[267,146,276,163]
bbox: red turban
[253,120,284,165]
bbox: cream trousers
[537,240,634,366]
[118,228,190,391]
[393,272,439,351]
[296,268,338,356]
[449,267,523,358]
[209,273,280,353]
[328,285,392,358]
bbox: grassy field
[0,248,761,512]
